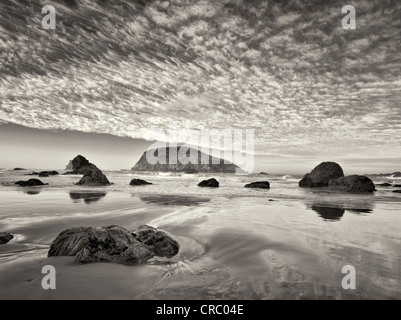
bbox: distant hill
[131,147,239,173]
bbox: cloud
[0,0,400,164]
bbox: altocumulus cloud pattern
[0,0,400,160]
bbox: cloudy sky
[0,0,400,173]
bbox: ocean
[0,169,400,299]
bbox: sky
[0,0,400,173]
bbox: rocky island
[132,147,239,173]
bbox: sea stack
[299,162,344,188]
[69,155,110,186]
[132,147,239,173]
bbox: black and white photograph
[0,0,400,305]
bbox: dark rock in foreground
[376,183,392,187]
[48,225,179,264]
[130,179,152,186]
[0,232,14,244]
[69,155,110,186]
[133,225,180,259]
[15,179,48,187]
[393,172,401,178]
[299,162,344,188]
[198,178,219,188]
[13,168,25,171]
[393,190,401,193]
[328,175,376,193]
[244,181,270,189]
[393,184,401,188]
[39,171,59,177]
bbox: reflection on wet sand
[69,192,107,204]
[310,200,374,221]
[311,205,345,221]
[139,195,210,206]
[24,190,41,195]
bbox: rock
[198,178,219,188]
[38,171,59,177]
[24,171,39,176]
[393,190,401,193]
[72,155,90,170]
[328,175,376,193]
[15,179,48,187]
[65,160,73,170]
[376,183,392,187]
[393,184,401,188]
[67,155,110,186]
[129,179,153,186]
[13,168,26,171]
[258,172,269,176]
[48,227,93,256]
[48,225,179,264]
[393,172,401,178]
[299,162,344,188]
[62,171,79,175]
[132,147,239,173]
[132,225,180,259]
[0,232,14,244]
[244,181,270,189]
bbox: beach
[1,170,400,299]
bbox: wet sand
[1,174,401,300]
[0,188,401,299]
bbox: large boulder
[15,179,48,187]
[67,155,110,186]
[299,162,344,188]
[48,225,179,264]
[0,232,14,244]
[198,178,219,188]
[132,225,180,259]
[129,179,152,186]
[328,175,376,193]
[244,181,270,189]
